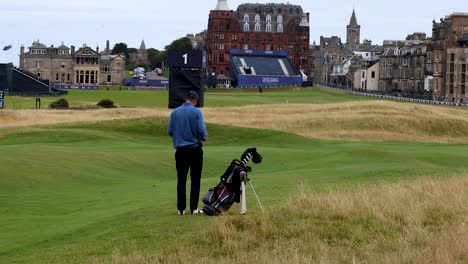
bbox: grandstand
[229,49,302,88]
[0,63,67,96]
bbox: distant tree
[112,43,129,60]
[164,37,194,51]
[362,39,372,45]
[147,48,162,69]
[127,48,138,54]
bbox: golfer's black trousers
[175,147,203,211]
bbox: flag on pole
[3,45,12,51]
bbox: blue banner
[237,75,302,88]
[125,79,169,87]
[52,84,99,90]
[230,49,288,58]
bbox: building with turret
[206,0,310,80]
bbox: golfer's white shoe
[178,210,185,215]
[191,208,203,215]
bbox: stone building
[432,13,468,103]
[347,10,360,45]
[206,0,310,79]
[19,41,125,86]
[311,9,382,86]
[128,40,148,67]
[379,34,434,96]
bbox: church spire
[140,39,146,50]
[346,9,361,44]
[349,9,358,26]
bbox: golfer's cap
[188,91,199,100]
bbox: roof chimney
[215,0,229,10]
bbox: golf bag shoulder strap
[220,159,245,184]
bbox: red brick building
[206,0,310,79]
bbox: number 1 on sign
[183,53,188,65]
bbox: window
[435,52,440,60]
[220,44,224,50]
[277,15,283,23]
[67,73,70,82]
[244,34,249,41]
[266,15,271,23]
[56,73,59,81]
[266,35,272,42]
[244,44,249,50]
[362,71,366,79]
[231,34,237,40]
[277,23,283,33]
[255,14,260,23]
[450,53,455,61]
[331,56,335,62]
[255,34,259,41]
[37,72,41,78]
[371,71,376,78]
[61,63,66,69]
[266,23,272,32]
[243,14,249,23]
[107,75,111,83]
[243,23,249,32]
[220,34,224,40]
[266,44,271,51]
[35,61,42,68]
[255,23,260,32]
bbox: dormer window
[243,23,250,32]
[277,15,283,23]
[266,23,272,32]
[243,14,249,23]
[266,15,271,23]
[255,23,261,32]
[255,14,260,23]
[277,23,283,33]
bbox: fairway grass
[1,117,468,263]
[3,87,365,109]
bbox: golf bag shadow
[202,147,262,216]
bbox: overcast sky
[1,0,467,65]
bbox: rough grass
[2,100,468,143]
[89,176,468,264]
[203,101,468,143]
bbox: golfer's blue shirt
[168,102,208,148]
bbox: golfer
[168,91,208,215]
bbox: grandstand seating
[0,63,67,96]
[231,56,295,77]
[229,49,302,87]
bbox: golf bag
[202,147,262,216]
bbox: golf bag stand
[202,147,263,216]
